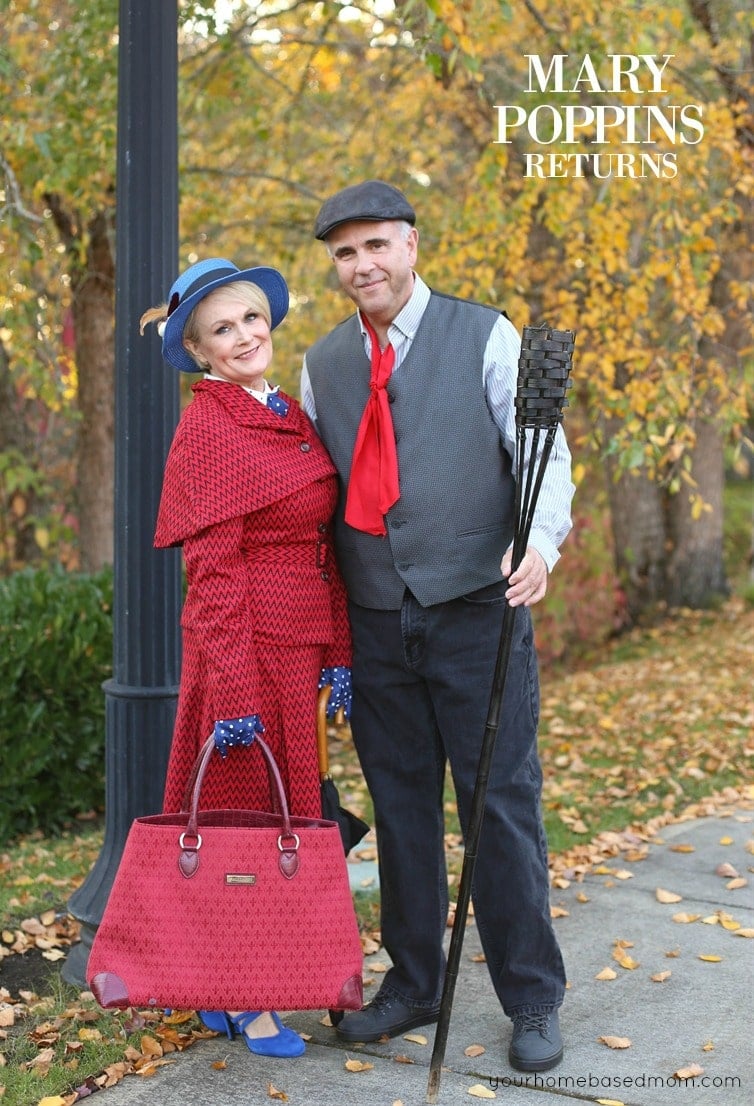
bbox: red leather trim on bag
[178,847,200,879]
[90,971,131,1009]
[278,839,300,879]
[334,973,364,1011]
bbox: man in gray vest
[301,180,574,1073]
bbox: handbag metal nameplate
[225,874,256,885]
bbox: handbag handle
[179,734,282,818]
[178,735,300,881]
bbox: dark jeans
[349,582,566,1017]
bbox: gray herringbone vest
[306,291,515,609]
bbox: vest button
[388,393,396,404]
[320,571,330,581]
[300,442,311,453]
[317,522,327,533]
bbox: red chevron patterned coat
[154,379,351,818]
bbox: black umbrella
[318,685,370,855]
[426,324,575,1103]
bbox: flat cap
[314,180,416,240]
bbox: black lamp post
[63,0,181,988]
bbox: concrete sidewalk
[93,805,753,1106]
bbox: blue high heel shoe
[199,1010,305,1058]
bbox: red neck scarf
[345,315,400,536]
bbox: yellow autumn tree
[2,0,750,628]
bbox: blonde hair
[139,280,273,366]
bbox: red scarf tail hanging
[345,321,400,536]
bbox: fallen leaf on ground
[669,844,695,853]
[345,1059,374,1072]
[698,954,722,962]
[734,928,754,937]
[134,1057,174,1077]
[76,1026,102,1042]
[674,1062,704,1080]
[596,1099,626,1106]
[467,1084,496,1099]
[551,905,569,918]
[702,1041,715,1051]
[715,861,739,877]
[612,949,640,970]
[599,1035,631,1049]
[596,967,618,980]
[163,1010,195,1025]
[267,1085,288,1101]
[464,1044,486,1057]
[140,1035,163,1057]
[656,887,682,903]
[20,917,45,935]
[211,1058,228,1070]
[651,970,672,982]
[719,836,733,845]
[404,1033,427,1045]
[726,877,747,890]
[672,912,701,923]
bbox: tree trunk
[665,417,727,607]
[664,194,753,607]
[603,453,668,621]
[73,210,115,571]
[46,196,115,571]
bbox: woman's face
[184,288,273,388]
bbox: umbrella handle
[317,685,332,779]
[317,685,346,779]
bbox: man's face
[326,220,418,328]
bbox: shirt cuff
[528,531,560,573]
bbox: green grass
[0,823,103,927]
[0,975,200,1106]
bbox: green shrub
[0,566,113,844]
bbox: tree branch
[0,148,44,225]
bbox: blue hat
[162,258,289,373]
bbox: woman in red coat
[141,258,352,1059]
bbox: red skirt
[162,630,323,819]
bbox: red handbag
[87,735,364,1013]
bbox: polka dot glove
[213,714,265,758]
[318,666,352,721]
